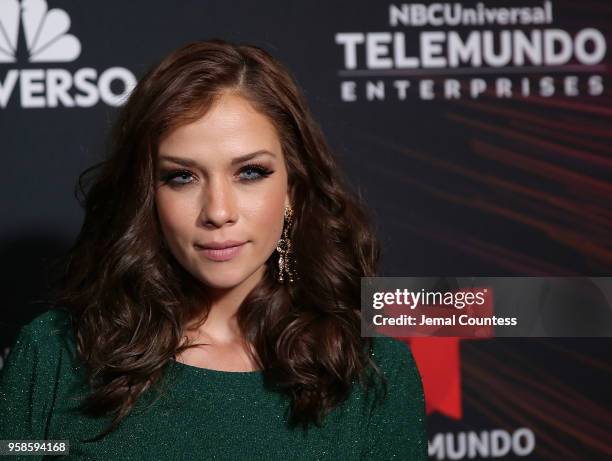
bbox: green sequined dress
[0,309,426,460]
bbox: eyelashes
[159,163,274,188]
[237,163,274,182]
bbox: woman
[0,39,426,460]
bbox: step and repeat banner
[1,1,610,459]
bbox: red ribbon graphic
[404,337,463,419]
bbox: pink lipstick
[195,241,246,262]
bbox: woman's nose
[198,176,238,228]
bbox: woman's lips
[194,242,246,262]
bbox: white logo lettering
[0,0,135,108]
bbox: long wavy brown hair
[56,39,384,440]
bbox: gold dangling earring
[277,206,297,283]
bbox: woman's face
[155,92,290,291]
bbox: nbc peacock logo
[0,0,80,63]
[0,0,136,108]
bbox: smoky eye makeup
[159,169,195,187]
[236,163,274,181]
[157,162,274,188]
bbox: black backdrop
[1,1,610,459]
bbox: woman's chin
[194,266,263,291]
[197,274,243,290]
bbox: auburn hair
[55,39,384,440]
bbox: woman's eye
[160,170,195,187]
[238,164,273,182]
[160,165,272,187]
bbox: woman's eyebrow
[158,150,276,168]
[231,150,276,165]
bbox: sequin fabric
[0,310,426,460]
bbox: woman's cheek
[157,193,196,243]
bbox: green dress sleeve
[362,337,428,460]
[0,310,68,446]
